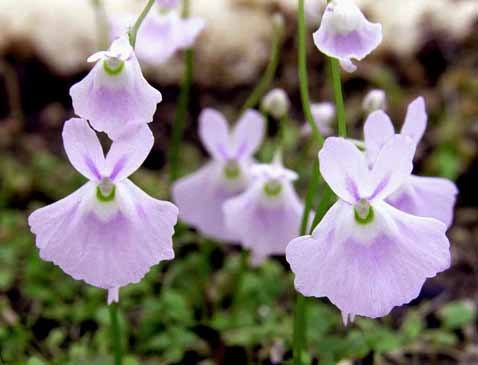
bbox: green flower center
[103,59,125,76]
[223,160,241,180]
[263,180,282,197]
[354,198,374,225]
[96,179,116,202]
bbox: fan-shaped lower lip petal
[286,199,450,318]
[28,180,178,290]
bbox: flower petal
[29,180,177,290]
[286,200,450,318]
[387,175,458,228]
[224,182,303,259]
[363,110,395,165]
[171,161,247,241]
[62,118,105,181]
[231,110,265,159]
[70,42,162,140]
[368,135,415,201]
[313,0,382,69]
[199,108,230,160]
[401,96,427,146]
[319,137,370,203]
[105,125,154,182]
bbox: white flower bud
[261,88,290,119]
[362,89,386,113]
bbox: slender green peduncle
[169,0,194,182]
[329,58,347,137]
[128,0,156,48]
[240,15,284,115]
[109,303,122,365]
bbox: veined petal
[70,40,162,141]
[401,96,427,146]
[286,200,450,319]
[369,135,415,201]
[199,108,230,160]
[224,182,303,259]
[231,110,265,159]
[62,118,105,181]
[319,137,370,204]
[364,110,395,166]
[105,125,154,182]
[171,160,248,241]
[387,175,458,228]
[28,180,178,290]
[313,0,382,71]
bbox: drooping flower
[261,88,290,120]
[70,36,162,140]
[223,156,304,265]
[313,0,382,72]
[301,102,335,136]
[286,136,451,321]
[111,10,205,65]
[364,97,458,227]
[28,118,178,302]
[362,89,386,113]
[156,0,181,9]
[172,109,265,241]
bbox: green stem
[299,160,320,236]
[298,0,324,147]
[128,0,156,48]
[293,294,308,365]
[329,58,346,137]
[169,0,194,182]
[109,303,122,365]
[240,19,284,114]
[310,185,335,231]
[90,0,109,49]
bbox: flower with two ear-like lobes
[111,10,205,66]
[313,0,382,72]
[286,136,451,323]
[223,159,304,265]
[364,97,458,227]
[28,119,178,303]
[172,109,265,242]
[70,36,162,140]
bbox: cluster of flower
[28,0,457,324]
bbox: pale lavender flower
[111,11,205,65]
[301,102,335,136]
[28,118,178,303]
[172,109,265,241]
[313,0,382,72]
[364,97,458,227]
[156,0,181,9]
[70,36,162,140]
[362,89,387,113]
[286,136,450,321]
[223,157,303,264]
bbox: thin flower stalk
[128,0,156,48]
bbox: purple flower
[28,118,178,302]
[70,36,162,140]
[286,136,451,321]
[156,0,181,9]
[172,109,265,241]
[223,158,304,264]
[313,0,382,72]
[301,102,335,136]
[111,11,205,65]
[364,97,458,227]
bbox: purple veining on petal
[85,156,102,181]
[369,174,390,200]
[345,174,360,202]
[109,156,128,181]
[216,143,231,160]
[234,141,249,160]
